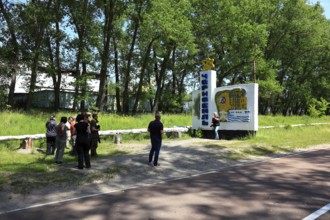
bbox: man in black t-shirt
[148,113,164,167]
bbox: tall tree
[21,0,53,111]
[95,0,125,112]
[112,26,122,112]
[190,0,268,86]
[0,0,21,106]
[66,0,97,111]
[132,0,195,113]
[45,0,66,110]
[1,0,330,115]
[264,0,330,115]
[120,0,144,114]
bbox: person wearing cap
[46,114,57,155]
[147,113,164,167]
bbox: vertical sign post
[200,70,216,130]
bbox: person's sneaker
[148,162,153,166]
[153,163,160,167]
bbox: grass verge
[209,124,330,160]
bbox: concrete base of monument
[201,130,257,140]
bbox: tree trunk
[171,47,177,95]
[80,61,87,111]
[152,48,172,114]
[25,0,52,111]
[72,46,81,111]
[51,5,63,111]
[69,0,89,111]
[46,35,58,110]
[26,53,39,111]
[0,0,19,106]
[122,1,142,114]
[132,38,156,114]
[96,0,115,111]
[113,38,121,112]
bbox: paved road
[1,148,329,220]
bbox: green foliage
[308,105,319,118]
[1,0,330,114]
[190,128,203,138]
[308,98,329,117]
[0,88,9,110]
[89,105,100,113]
[258,79,283,115]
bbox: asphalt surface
[0,145,329,220]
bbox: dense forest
[0,0,330,115]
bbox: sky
[308,0,330,18]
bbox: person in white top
[65,118,71,149]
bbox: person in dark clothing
[46,114,57,155]
[74,114,91,169]
[90,113,100,157]
[148,113,164,167]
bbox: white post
[200,70,216,130]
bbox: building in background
[13,68,101,110]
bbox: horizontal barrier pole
[259,122,330,129]
[0,126,192,142]
[2,123,328,142]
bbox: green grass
[2,110,330,136]
[0,110,192,135]
[258,115,330,127]
[216,124,330,160]
[0,140,131,193]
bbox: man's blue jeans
[149,137,162,165]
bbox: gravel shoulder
[1,138,329,214]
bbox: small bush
[308,98,329,117]
[189,128,203,138]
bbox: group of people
[45,112,166,168]
[45,112,101,169]
[44,112,186,169]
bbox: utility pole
[253,60,256,83]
